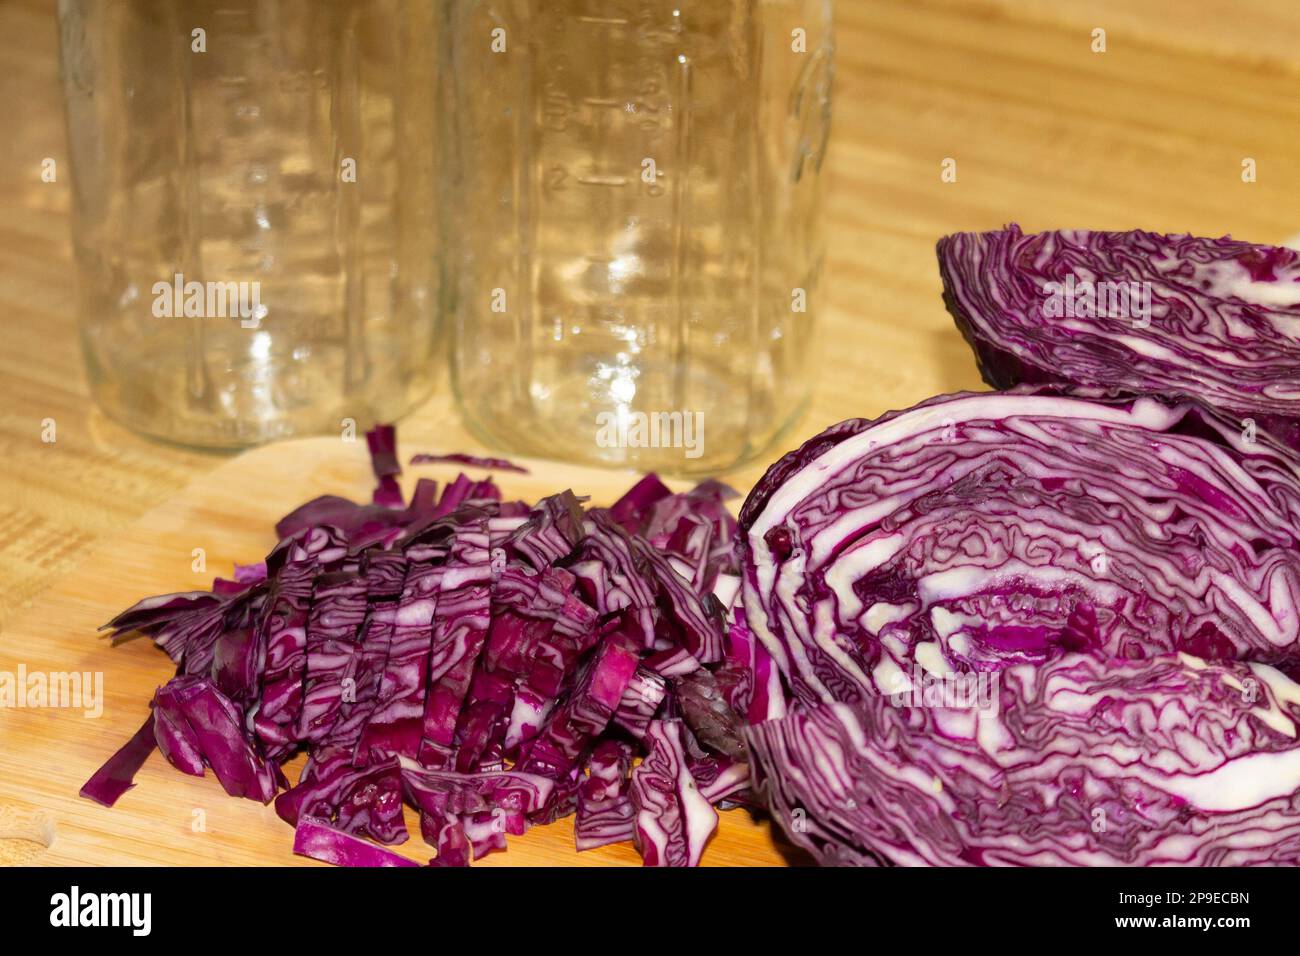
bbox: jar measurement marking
[575,174,630,188]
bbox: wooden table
[1,0,1298,862]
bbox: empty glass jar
[59,0,440,448]
[441,0,833,474]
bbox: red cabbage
[84,426,751,867]
[575,740,636,851]
[277,749,407,845]
[78,714,158,807]
[293,817,421,868]
[740,390,1300,700]
[366,424,404,508]
[938,226,1300,451]
[630,720,719,867]
[739,390,1300,866]
[749,651,1300,866]
[410,453,529,474]
[153,676,278,802]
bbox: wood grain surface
[0,441,795,866]
[3,0,1299,865]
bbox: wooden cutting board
[0,437,790,867]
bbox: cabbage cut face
[747,652,1300,866]
[938,226,1300,452]
[738,390,1300,865]
[741,390,1300,697]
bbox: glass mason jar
[58,0,440,448]
[441,0,832,474]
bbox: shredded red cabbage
[83,426,751,867]
[410,453,530,474]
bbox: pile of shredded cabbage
[83,427,768,867]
